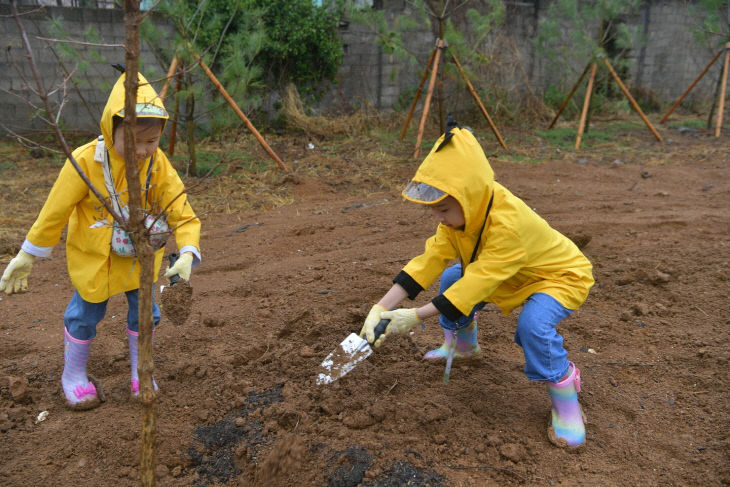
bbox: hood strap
[462,192,494,277]
[96,135,155,216]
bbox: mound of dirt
[160,280,193,326]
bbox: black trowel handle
[168,253,180,286]
[372,319,390,342]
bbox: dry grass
[282,84,384,137]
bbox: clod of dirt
[160,281,193,326]
[498,443,526,463]
[567,233,592,249]
[7,376,30,403]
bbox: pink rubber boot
[424,318,481,360]
[547,362,587,448]
[127,328,158,398]
[61,328,100,410]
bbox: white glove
[164,252,193,282]
[0,250,35,294]
[359,304,386,344]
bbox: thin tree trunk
[123,2,157,486]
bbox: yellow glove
[164,252,194,282]
[378,308,422,345]
[0,250,35,294]
[359,304,387,344]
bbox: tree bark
[123,2,157,486]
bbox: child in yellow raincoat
[0,71,201,410]
[360,117,594,448]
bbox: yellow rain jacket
[24,73,200,303]
[395,127,593,319]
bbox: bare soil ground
[1,117,729,486]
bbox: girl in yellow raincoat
[0,72,201,410]
[360,117,594,448]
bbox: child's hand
[0,250,35,294]
[164,252,193,281]
[378,308,422,344]
[359,304,387,344]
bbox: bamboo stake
[400,48,437,140]
[450,51,508,150]
[714,42,730,137]
[603,58,663,142]
[575,63,597,150]
[660,48,724,123]
[192,53,288,171]
[159,56,178,102]
[413,39,444,159]
[548,63,592,129]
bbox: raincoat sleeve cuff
[432,294,464,322]
[393,270,424,300]
[21,239,52,258]
[179,245,201,268]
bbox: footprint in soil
[160,281,193,326]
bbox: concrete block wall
[627,2,722,105]
[0,4,171,135]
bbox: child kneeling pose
[360,118,594,447]
[0,72,201,410]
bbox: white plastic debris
[35,411,49,423]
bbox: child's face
[428,196,465,230]
[113,121,162,163]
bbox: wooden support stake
[193,54,288,171]
[168,65,182,156]
[575,63,597,150]
[714,42,730,137]
[660,48,724,123]
[451,51,508,150]
[400,48,437,140]
[159,56,178,102]
[413,39,444,159]
[548,63,592,129]
[603,58,663,142]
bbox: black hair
[112,115,164,136]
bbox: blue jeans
[438,264,486,331]
[439,264,573,382]
[64,289,160,340]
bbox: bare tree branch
[34,36,125,49]
[8,2,123,225]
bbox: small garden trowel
[316,319,390,385]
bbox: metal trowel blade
[316,333,373,385]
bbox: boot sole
[64,374,105,411]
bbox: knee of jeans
[515,315,541,344]
[439,265,462,293]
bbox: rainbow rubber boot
[547,362,586,448]
[424,318,481,360]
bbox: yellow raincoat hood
[403,127,493,237]
[398,125,593,317]
[100,72,169,152]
